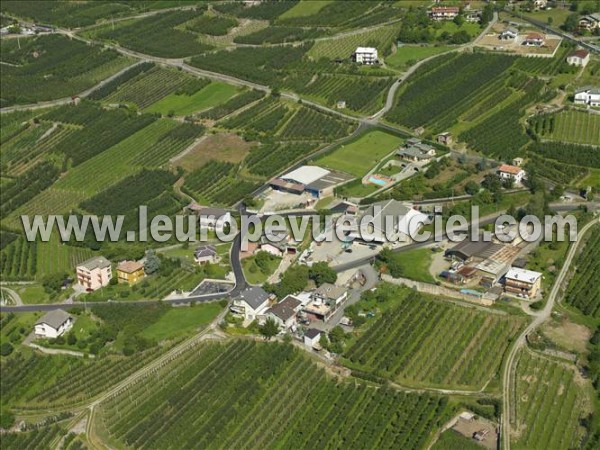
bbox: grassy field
[512,350,588,450]
[172,133,254,172]
[432,430,483,450]
[145,82,240,116]
[242,253,281,285]
[385,248,436,283]
[344,289,525,389]
[308,25,397,60]
[139,303,223,341]
[3,284,50,304]
[386,45,453,70]
[315,130,403,177]
[522,8,572,29]
[278,0,333,19]
[579,168,600,189]
[548,110,600,146]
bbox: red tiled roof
[498,164,522,175]
[117,260,144,273]
[525,33,544,40]
[571,49,590,59]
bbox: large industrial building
[270,165,353,198]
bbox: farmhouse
[353,47,378,65]
[504,267,542,298]
[465,10,481,23]
[437,132,453,145]
[567,49,590,67]
[497,164,526,183]
[574,87,600,107]
[522,33,544,47]
[499,28,518,40]
[579,13,600,31]
[304,328,322,348]
[34,310,74,339]
[76,256,112,291]
[194,245,219,265]
[116,260,145,285]
[429,6,459,21]
[266,295,303,330]
[270,165,353,198]
[231,286,272,322]
[350,199,429,244]
[396,139,437,162]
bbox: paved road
[500,218,599,450]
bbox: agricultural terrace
[145,82,240,116]
[172,133,255,172]
[529,110,600,146]
[0,0,155,28]
[511,350,589,450]
[315,130,403,177]
[0,34,132,107]
[278,1,333,19]
[55,118,204,196]
[85,9,214,58]
[298,75,394,115]
[99,66,209,110]
[1,345,163,409]
[307,24,397,60]
[97,341,452,450]
[344,290,525,389]
[564,225,600,319]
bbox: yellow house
[116,261,145,285]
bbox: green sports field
[145,82,240,116]
[315,130,403,177]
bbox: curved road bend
[501,218,599,450]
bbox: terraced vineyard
[344,291,525,389]
[307,24,397,60]
[102,66,204,109]
[183,161,261,206]
[278,106,353,140]
[299,75,393,114]
[0,34,132,107]
[512,350,587,450]
[0,347,163,409]
[385,53,516,133]
[529,110,600,146]
[98,340,452,450]
[55,119,203,195]
[564,225,600,318]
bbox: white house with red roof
[523,33,545,46]
[567,49,590,68]
[497,164,526,183]
[430,6,459,21]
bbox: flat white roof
[505,267,542,283]
[355,47,377,53]
[281,165,330,185]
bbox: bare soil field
[172,133,256,171]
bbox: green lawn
[389,248,435,283]
[336,180,379,198]
[315,130,403,177]
[139,303,223,341]
[433,21,481,38]
[386,45,452,70]
[278,0,333,18]
[242,254,281,285]
[522,8,572,29]
[5,284,50,304]
[432,430,483,450]
[580,168,600,189]
[145,82,240,116]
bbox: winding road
[500,218,599,450]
